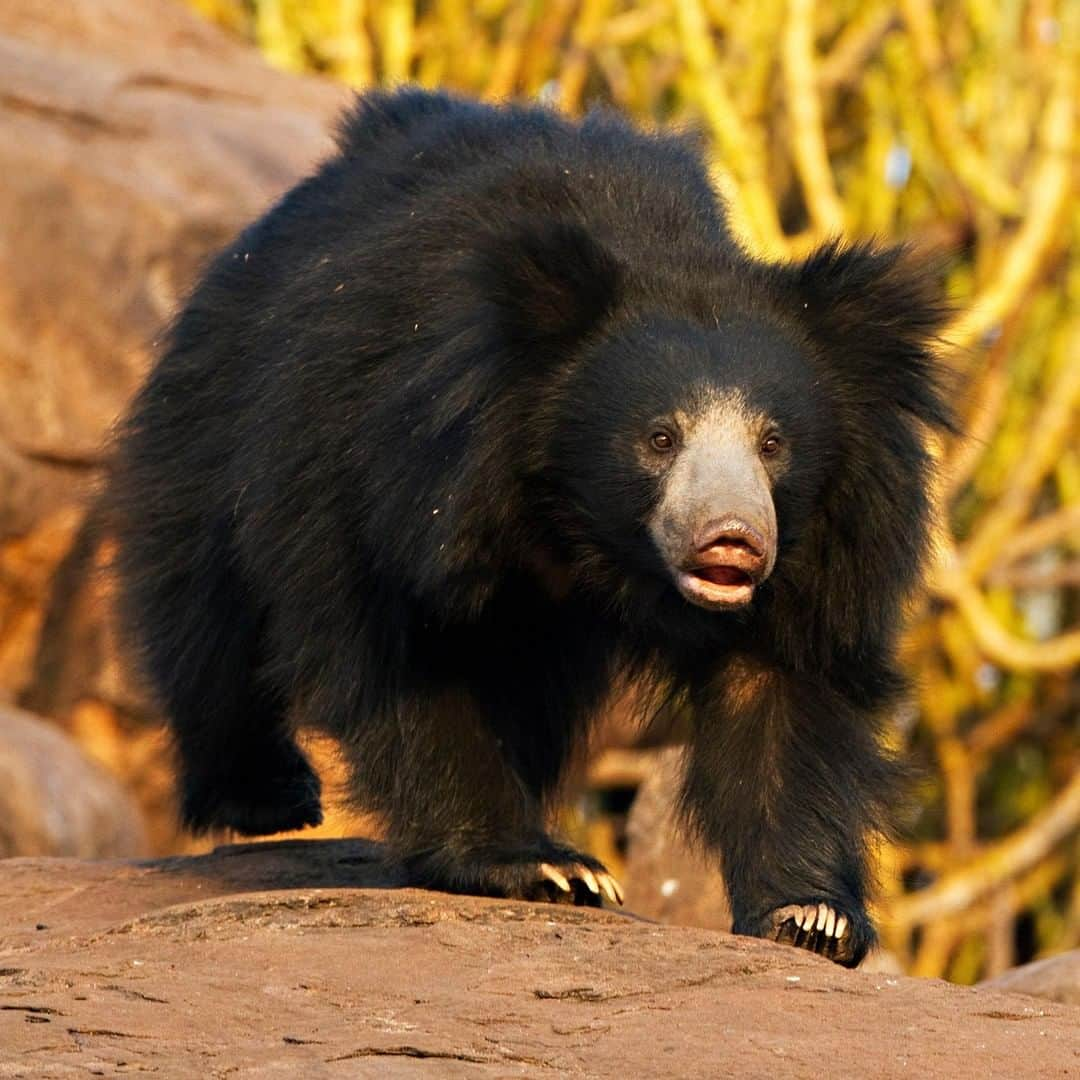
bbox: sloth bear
[109,88,951,967]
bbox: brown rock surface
[1,841,1076,1077]
[0,0,348,705]
[0,0,352,849]
[0,705,146,858]
[0,0,347,471]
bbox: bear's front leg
[335,676,624,909]
[681,654,902,968]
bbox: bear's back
[251,88,731,286]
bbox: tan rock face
[0,0,349,688]
[0,0,348,465]
[0,840,1077,1077]
[0,0,350,848]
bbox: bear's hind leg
[122,530,322,837]
[177,703,323,838]
[170,615,322,836]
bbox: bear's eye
[649,430,675,453]
[760,433,783,456]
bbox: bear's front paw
[403,842,624,908]
[751,901,872,968]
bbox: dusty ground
[0,840,1076,1078]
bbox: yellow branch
[941,317,1018,500]
[906,855,1069,978]
[673,0,787,254]
[937,566,1080,671]
[944,53,1075,350]
[336,0,374,87]
[375,0,414,84]
[966,701,1035,759]
[993,505,1080,566]
[485,1,532,100]
[558,0,615,115]
[817,4,897,90]
[597,5,667,47]
[899,0,1022,218]
[958,320,1080,580]
[252,0,306,72]
[782,0,845,236]
[886,770,1080,929]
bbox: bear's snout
[671,517,773,610]
[693,518,767,563]
[648,404,779,612]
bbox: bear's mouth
[675,545,763,610]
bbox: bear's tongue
[694,565,752,587]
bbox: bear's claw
[597,871,624,906]
[538,861,623,906]
[539,862,572,893]
[767,902,856,963]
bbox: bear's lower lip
[676,567,756,610]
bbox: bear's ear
[477,220,622,346]
[788,240,956,432]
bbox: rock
[0,704,147,857]
[979,950,1080,1006]
[0,0,350,848]
[0,0,349,704]
[623,746,733,930]
[0,0,348,468]
[0,840,1076,1077]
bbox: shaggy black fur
[108,88,952,966]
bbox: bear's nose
[694,518,767,559]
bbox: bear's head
[549,312,822,614]
[482,223,952,636]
